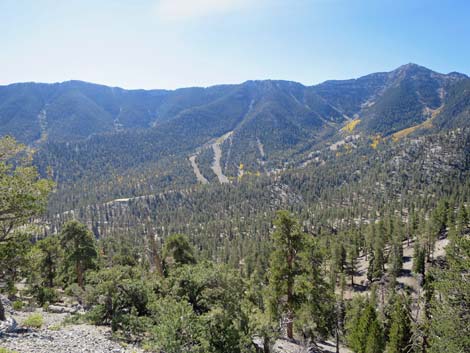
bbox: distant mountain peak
[398,62,425,69]
[392,63,434,76]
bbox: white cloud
[155,0,253,22]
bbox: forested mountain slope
[1,64,468,146]
[45,128,470,262]
[2,66,470,353]
[313,63,468,134]
[1,63,469,227]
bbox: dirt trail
[211,131,232,183]
[188,99,256,184]
[189,155,209,184]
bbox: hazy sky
[1,0,469,89]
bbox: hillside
[1,66,470,353]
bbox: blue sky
[1,0,469,89]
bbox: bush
[84,266,156,335]
[146,297,204,353]
[31,286,59,306]
[64,283,85,303]
[12,301,23,311]
[22,313,43,328]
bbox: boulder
[47,305,66,313]
[0,316,18,334]
[47,304,81,314]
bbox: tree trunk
[286,310,294,339]
[263,335,270,353]
[336,328,340,353]
[148,232,164,277]
[77,262,84,288]
[0,299,5,321]
[422,335,428,353]
[287,250,294,340]
[47,264,54,288]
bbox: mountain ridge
[1,63,465,147]
[2,63,470,206]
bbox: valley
[1,64,470,353]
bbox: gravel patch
[0,309,143,353]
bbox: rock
[0,308,144,353]
[0,294,12,308]
[0,316,18,333]
[47,305,66,313]
[47,304,80,314]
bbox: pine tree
[386,295,412,353]
[388,236,403,279]
[348,300,384,353]
[412,242,426,278]
[368,233,385,282]
[162,233,197,270]
[60,220,98,288]
[431,200,448,238]
[267,210,305,339]
[456,203,469,236]
[0,136,53,320]
[34,235,62,288]
[428,235,470,353]
[365,319,385,353]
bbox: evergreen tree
[388,238,403,279]
[35,236,63,288]
[163,233,197,271]
[386,295,412,353]
[0,136,53,320]
[412,242,426,278]
[348,300,384,353]
[267,211,305,339]
[0,136,54,243]
[296,236,335,341]
[368,232,385,282]
[60,220,98,288]
[456,203,469,236]
[428,235,470,353]
[365,319,385,353]
[431,199,449,237]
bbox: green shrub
[48,323,62,331]
[145,297,203,353]
[64,283,85,303]
[22,313,43,328]
[12,301,23,311]
[62,313,86,325]
[0,348,19,353]
[31,286,59,306]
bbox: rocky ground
[271,339,351,353]
[0,300,142,353]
